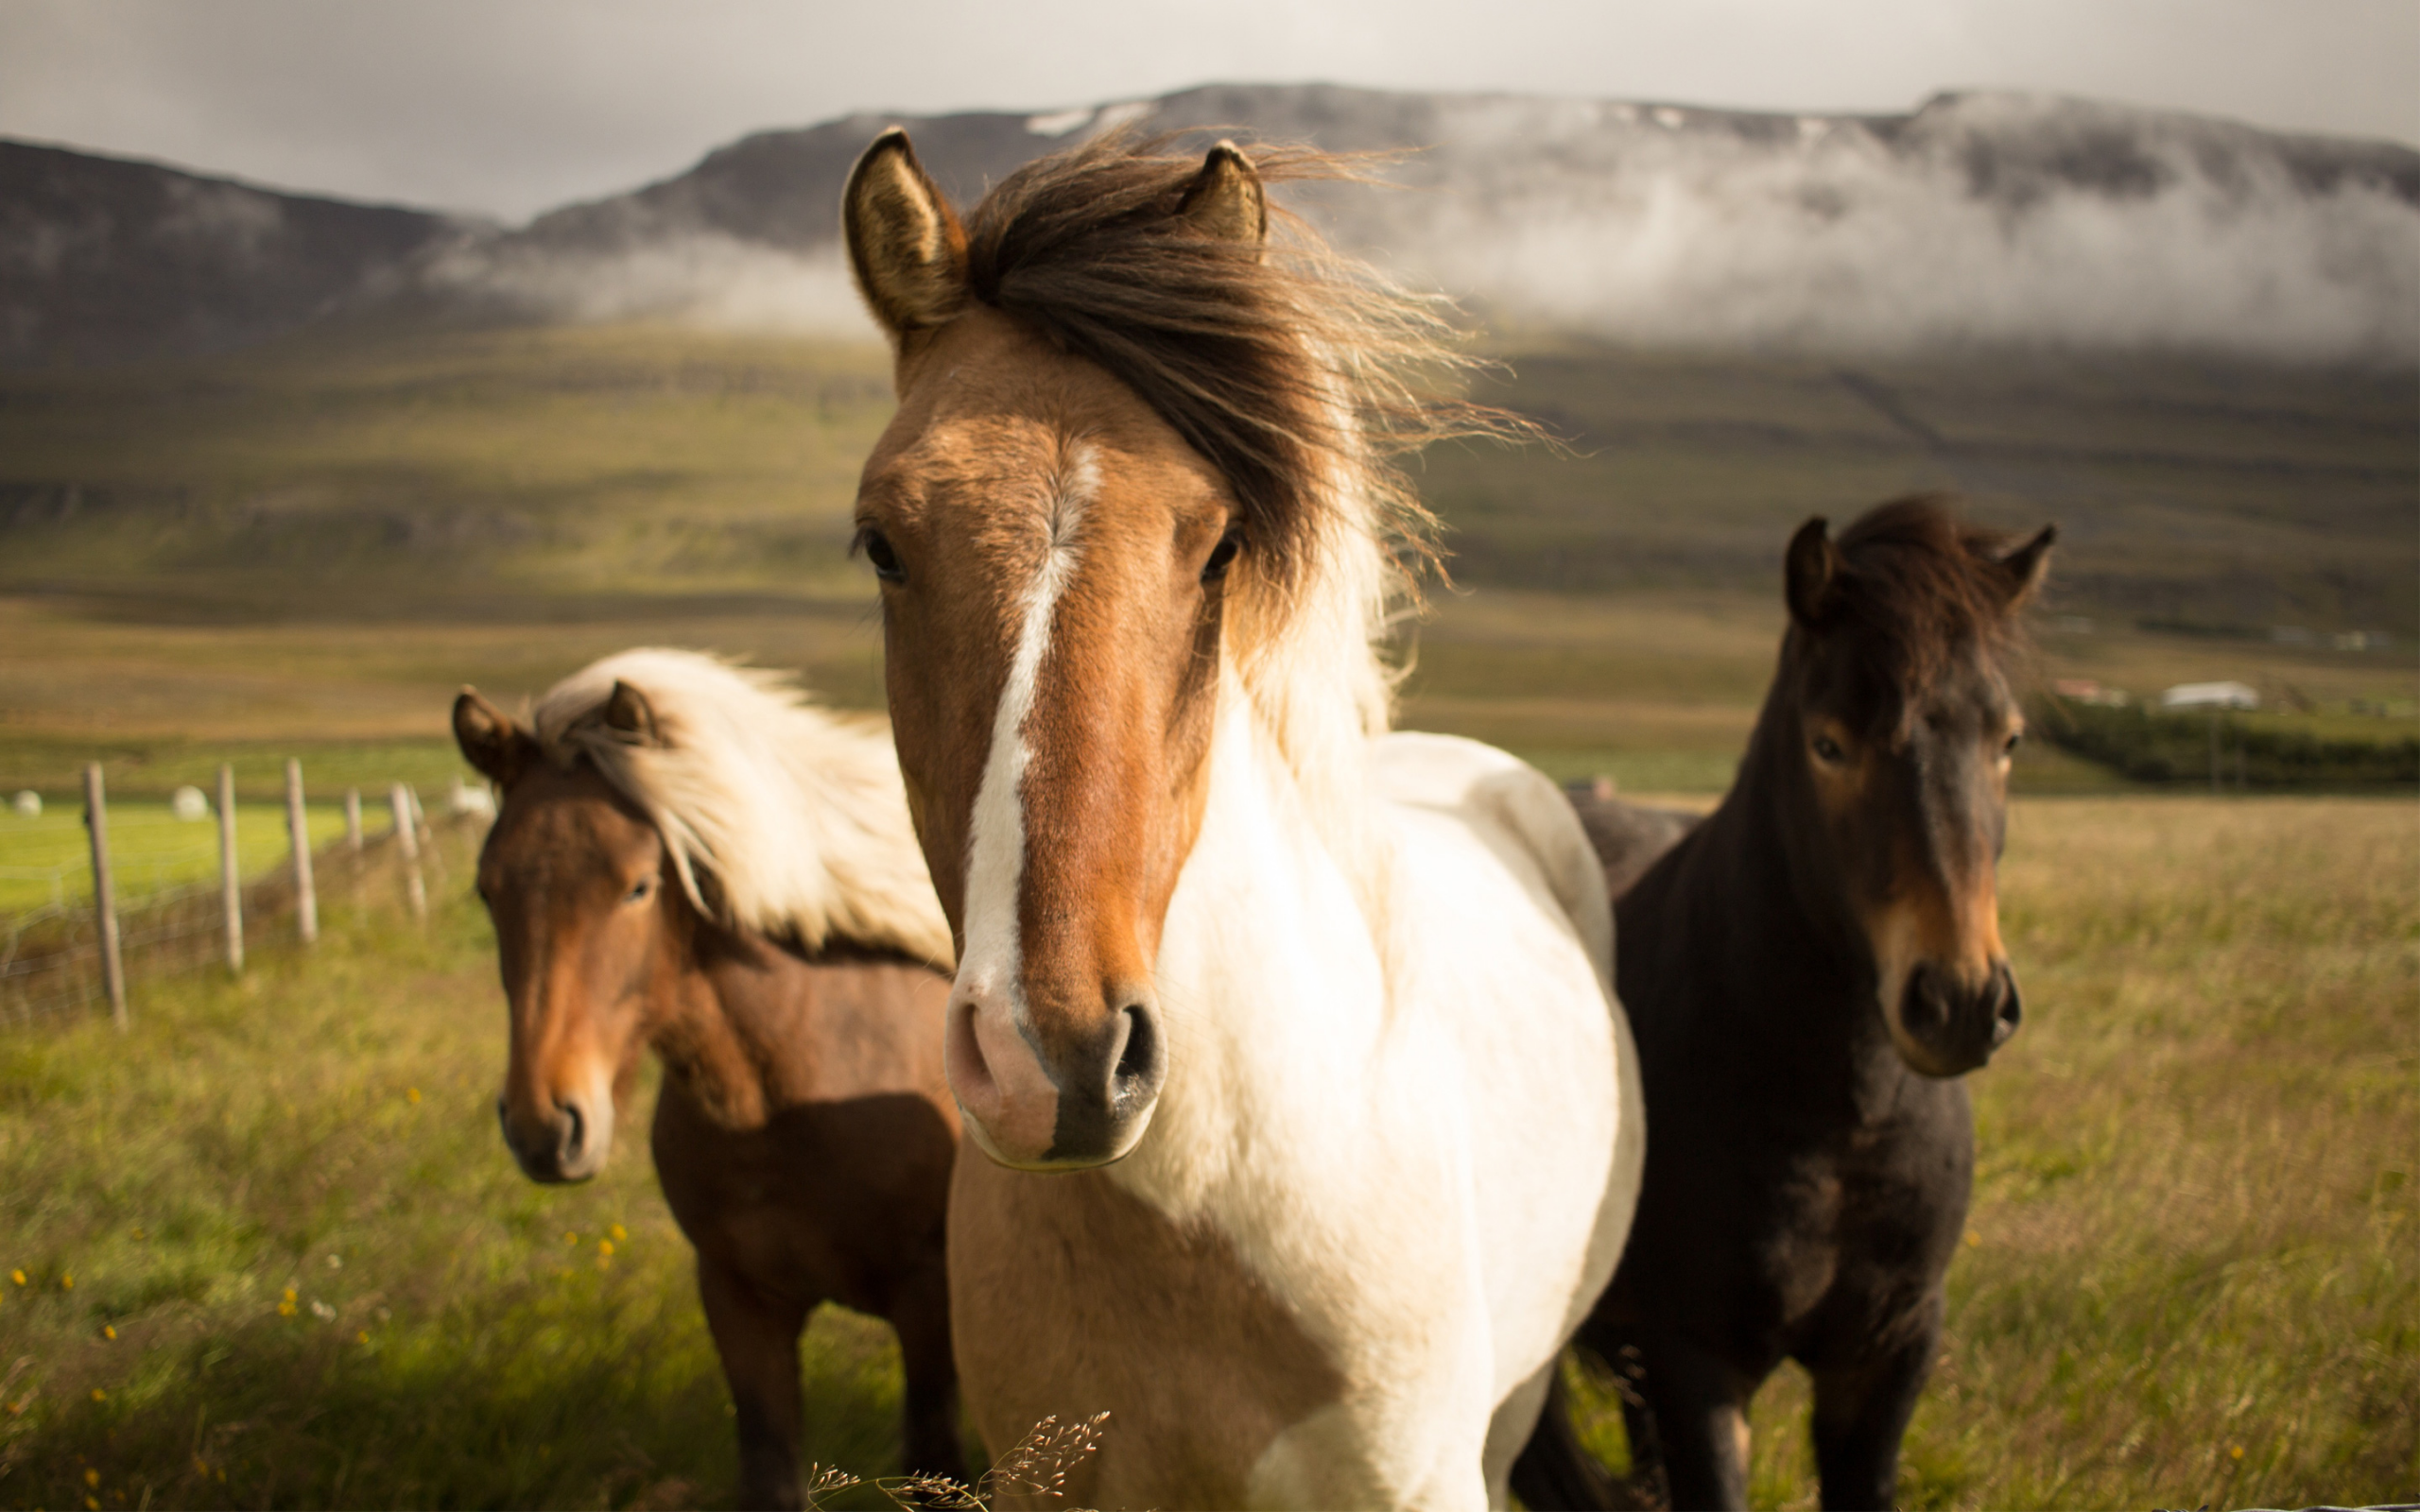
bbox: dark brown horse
[451,649,967,1507]
[1515,496,2053,1511]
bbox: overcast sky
[3,0,2413,222]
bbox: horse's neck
[648,922,823,1127]
[1662,739,1897,1081]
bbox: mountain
[5,85,2417,368]
[0,140,483,369]
[426,83,2420,364]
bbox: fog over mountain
[8,83,2417,367]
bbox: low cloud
[1372,94,2418,363]
[427,233,878,336]
[414,89,2420,365]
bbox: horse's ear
[1995,524,2057,605]
[1178,140,1268,251]
[843,128,969,344]
[453,689,534,787]
[601,680,664,746]
[1785,516,1840,630]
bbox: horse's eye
[856,526,906,584]
[1811,734,1846,764]
[625,875,655,905]
[1201,529,1242,584]
[2002,730,2024,756]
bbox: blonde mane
[530,648,954,970]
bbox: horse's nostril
[562,1100,586,1159]
[1992,970,2023,1043]
[1113,1002,1161,1103]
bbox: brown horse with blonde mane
[452,649,966,1507]
[842,127,1640,1508]
[1514,496,2053,1511]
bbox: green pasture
[0,798,2411,1509]
[0,804,367,917]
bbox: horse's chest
[948,1158,1348,1507]
[1754,1123,1970,1340]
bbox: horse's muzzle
[1893,959,2021,1077]
[497,1092,612,1182]
[946,990,1164,1171]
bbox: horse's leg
[1807,1292,1941,1512]
[888,1259,968,1486]
[698,1256,816,1511]
[1633,1336,1754,1512]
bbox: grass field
[0,797,2411,1510]
[0,805,369,917]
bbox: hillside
[7,323,2406,628]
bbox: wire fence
[1,770,492,1031]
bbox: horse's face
[1781,511,2054,1077]
[455,695,666,1182]
[843,134,1266,1170]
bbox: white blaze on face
[952,444,1098,1061]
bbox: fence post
[391,782,427,924]
[82,764,128,1030]
[345,788,364,853]
[286,759,319,944]
[217,764,244,975]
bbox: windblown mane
[958,129,1528,844]
[531,648,953,970]
[1828,494,2034,698]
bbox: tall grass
[2,799,2411,1508]
[1565,797,2418,1508]
[0,841,914,1511]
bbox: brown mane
[1821,493,2035,696]
[955,128,1519,601]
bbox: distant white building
[2160,680,2259,712]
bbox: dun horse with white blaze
[453,650,966,1506]
[841,128,1644,1507]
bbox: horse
[1513,496,2054,1511]
[450,648,968,1507]
[838,127,1645,1508]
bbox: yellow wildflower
[1964,1229,1981,1248]
[406,1087,422,1104]
[86,1469,100,1486]
[90,1387,105,1401]
[597,1239,614,1257]
[356,1330,370,1344]
[609,1224,627,1243]
[2231,1445,2246,1461]
[102,1325,116,1340]
[563,1231,578,1246]
[9,1269,21,1285]
[87,1497,100,1510]
[60,1273,73,1289]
